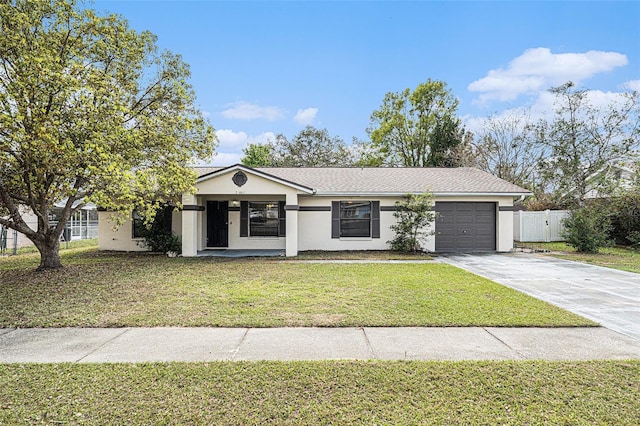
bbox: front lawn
[0,249,593,327]
[517,242,640,274]
[1,361,638,424]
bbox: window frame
[339,201,372,238]
[248,201,280,237]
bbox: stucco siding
[97,212,146,252]
[298,196,399,251]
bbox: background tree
[472,111,539,189]
[388,192,436,252]
[269,126,354,167]
[533,82,639,206]
[241,143,273,167]
[365,79,465,167]
[0,0,216,270]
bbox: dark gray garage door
[435,202,496,252]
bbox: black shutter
[240,201,248,237]
[331,201,340,239]
[371,201,380,239]
[278,201,286,237]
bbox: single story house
[98,165,532,256]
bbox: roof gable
[196,164,314,194]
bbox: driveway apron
[439,253,640,340]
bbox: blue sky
[95,1,640,165]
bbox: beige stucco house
[98,165,532,256]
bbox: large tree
[472,111,539,189]
[365,79,466,167]
[269,126,354,167]
[533,82,639,205]
[0,0,216,270]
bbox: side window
[132,210,145,238]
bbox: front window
[340,201,371,237]
[249,202,279,237]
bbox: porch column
[181,193,198,257]
[285,193,298,257]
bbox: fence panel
[0,225,18,255]
[514,210,569,242]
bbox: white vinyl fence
[514,210,570,242]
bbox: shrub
[388,192,436,252]
[139,206,182,254]
[561,205,612,253]
[142,228,181,254]
[608,192,640,248]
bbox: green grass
[0,249,593,327]
[1,361,638,424]
[517,242,640,274]
[8,238,99,255]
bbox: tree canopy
[364,79,466,167]
[472,111,538,189]
[533,82,639,206]
[0,0,216,269]
[246,126,355,167]
[241,143,272,167]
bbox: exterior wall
[194,170,302,254]
[201,195,286,250]
[98,195,517,253]
[197,170,302,198]
[97,211,146,251]
[297,196,402,251]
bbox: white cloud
[221,102,285,121]
[293,107,318,125]
[624,80,640,91]
[469,48,628,102]
[214,128,276,154]
[208,152,243,166]
[216,129,249,148]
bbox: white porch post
[181,193,198,257]
[285,192,298,257]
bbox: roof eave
[310,191,533,197]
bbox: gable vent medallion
[232,171,248,187]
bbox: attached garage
[435,202,496,252]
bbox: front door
[207,201,228,247]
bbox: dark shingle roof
[195,166,531,195]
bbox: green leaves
[366,79,464,167]
[0,0,217,269]
[388,192,436,252]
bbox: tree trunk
[35,237,63,271]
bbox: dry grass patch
[1,361,638,424]
[0,249,594,328]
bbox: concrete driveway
[439,253,640,340]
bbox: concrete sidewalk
[1,326,640,363]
